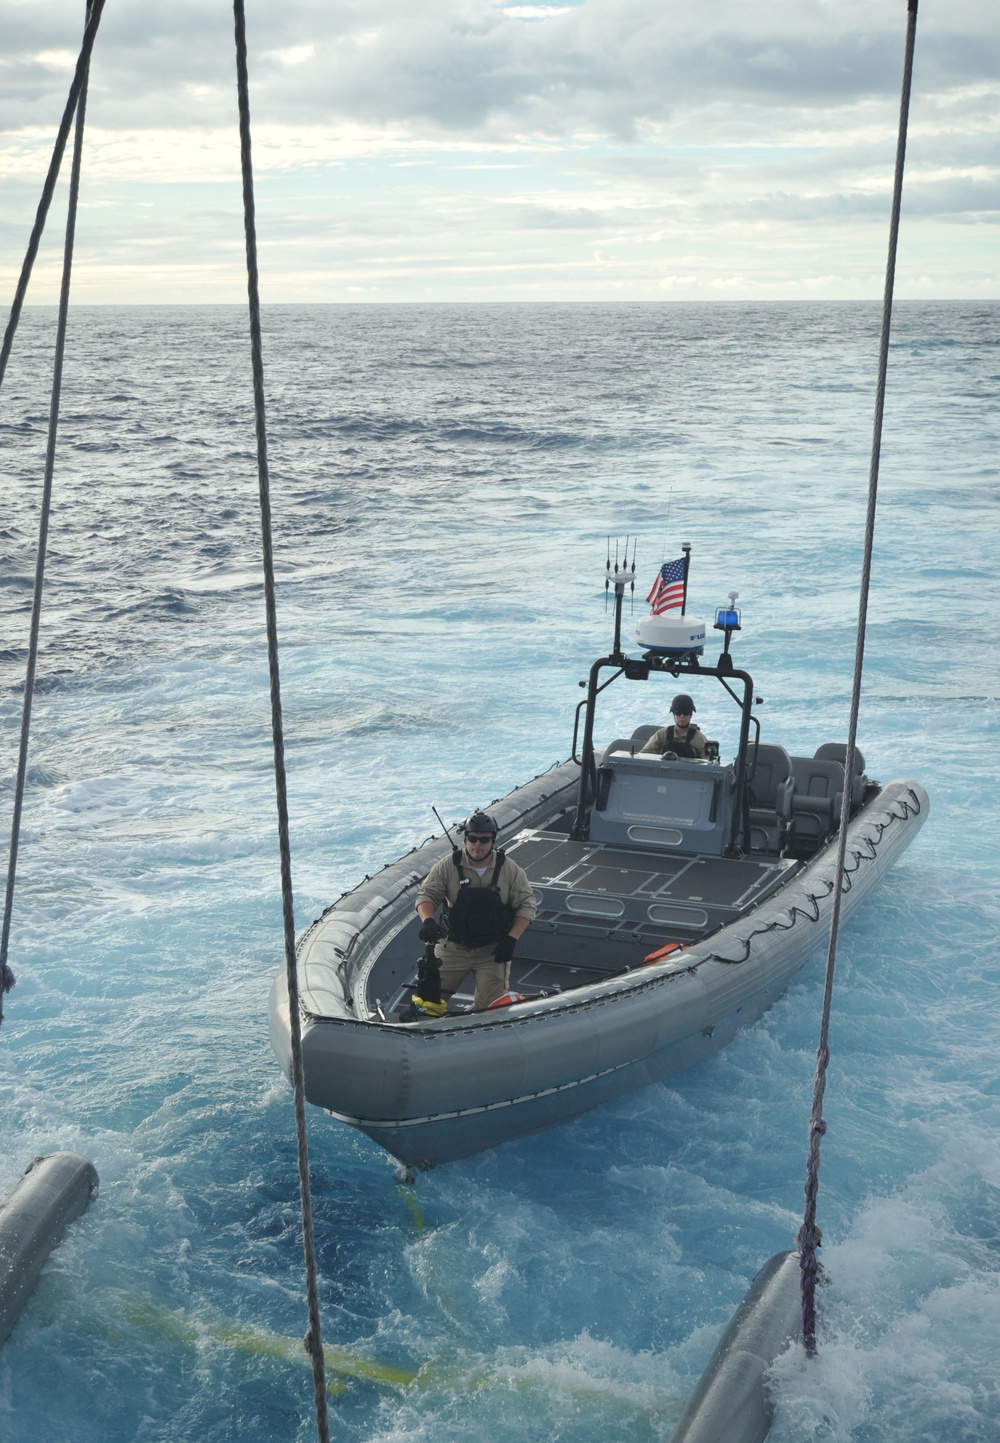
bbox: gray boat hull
[269,770,927,1168]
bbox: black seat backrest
[814,742,865,774]
[790,756,842,802]
[814,743,866,813]
[602,738,637,761]
[746,743,792,808]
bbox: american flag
[646,557,686,615]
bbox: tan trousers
[435,939,510,1010]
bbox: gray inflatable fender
[0,1151,99,1347]
[669,1250,801,1443]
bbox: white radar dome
[636,614,706,656]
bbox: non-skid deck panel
[507,832,794,909]
[514,959,610,992]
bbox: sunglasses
[466,834,494,845]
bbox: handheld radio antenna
[432,805,459,849]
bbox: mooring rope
[232,5,331,1437]
[0,0,106,395]
[796,0,920,1357]
[0,0,97,1024]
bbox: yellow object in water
[396,1180,426,1235]
[121,1297,417,1393]
[116,1293,684,1421]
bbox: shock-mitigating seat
[814,742,867,815]
[789,756,845,852]
[746,743,794,853]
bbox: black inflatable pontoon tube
[669,1250,801,1443]
[0,1151,99,1346]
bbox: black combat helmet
[463,810,498,837]
[670,693,696,714]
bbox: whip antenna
[432,805,459,849]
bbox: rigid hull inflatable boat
[269,558,928,1168]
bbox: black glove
[493,934,516,965]
[419,917,442,945]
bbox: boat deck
[510,831,793,903]
[377,830,798,1017]
[507,829,797,960]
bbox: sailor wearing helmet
[415,810,536,1011]
[639,694,708,759]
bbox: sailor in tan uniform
[640,693,708,759]
[415,810,536,1011]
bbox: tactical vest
[662,724,701,760]
[443,849,514,949]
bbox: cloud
[3,0,999,136]
[1,0,998,303]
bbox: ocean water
[0,300,997,1442]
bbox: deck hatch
[566,894,626,918]
[563,864,660,895]
[504,835,583,877]
[647,903,709,928]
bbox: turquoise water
[1,302,998,1440]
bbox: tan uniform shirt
[416,850,537,923]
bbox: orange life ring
[487,991,528,1009]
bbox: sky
[1,0,998,305]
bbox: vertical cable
[1,1,96,1022]
[0,0,106,393]
[797,0,920,1357]
[231,4,331,1436]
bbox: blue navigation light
[714,607,741,631]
